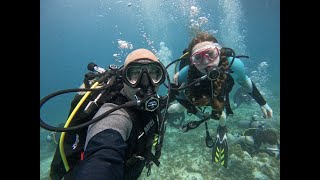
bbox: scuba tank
[40,62,125,180]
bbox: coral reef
[40,98,280,180]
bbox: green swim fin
[212,125,228,168]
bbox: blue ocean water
[40,0,280,179]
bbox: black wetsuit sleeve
[249,82,266,106]
[72,129,127,180]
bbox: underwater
[40,0,280,179]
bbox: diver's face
[191,41,221,74]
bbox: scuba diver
[166,32,273,168]
[40,49,171,180]
[230,116,280,160]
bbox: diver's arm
[238,77,272,118]
[229,58,264,105]
[85,103,132,148]
[229,58,272,118]
[228,57,253,93]
[73,103,132,179]
[73,129,127,179]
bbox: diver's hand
[260,103,273,119]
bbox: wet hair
[186,32,229,117]
[255,129,279,145]
[187,32,218,54]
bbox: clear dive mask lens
[124,60,165,87]
[190,45,220,65]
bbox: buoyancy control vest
[123,101,159,179]
[49,77,163,180]
[175,64,235,118]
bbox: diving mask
[123,59,166,88]
[190,43,221,65]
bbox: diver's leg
[218,111,226,127]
